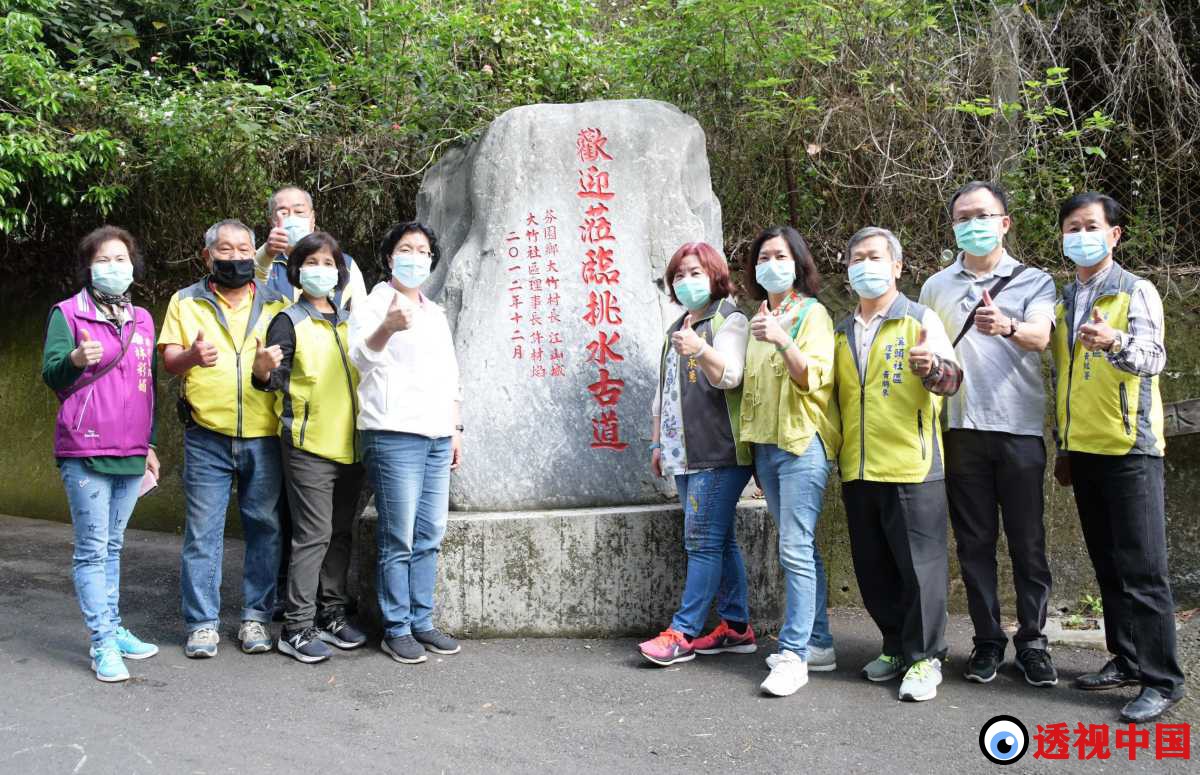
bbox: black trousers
[843,479,949,664]
[1070,452,1184,696]
[281,444,366,631]
[944,430,1052,651]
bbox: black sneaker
[1016,647,1059,687]
[413,628,461,655]
[317,609,368,650]
[381,635,428,664]
[278,626,333,664]
[964,643,1003,683]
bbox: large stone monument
[420,98,722,511]
[357,99,783,635]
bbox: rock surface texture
[417,99,722,510]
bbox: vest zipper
[858,347,867,480]
[235,351,244,438]
[298,403,310,446]
[1119,383,1131,435]
[917,409,926,459]
[332,324,359,460]
[74,387,95,430]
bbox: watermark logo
[979,715,1029,765]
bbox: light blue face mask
[672,276,712,310]
[953,217,1003,257]
[848,259,893,299]
[392,255,432,289]
[91,261,134,296]
[282,215,312,247]
[1063,231,1110,267]
[299,265,339,298]
[755,259,796,294]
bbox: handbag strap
[952,265,1027,348]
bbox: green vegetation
[2,0,1198,298]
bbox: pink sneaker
[692,621,757,655]
[638,629,695,666]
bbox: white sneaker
[760,650,808,696]
[898,658,943,702]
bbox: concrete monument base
[355,500,785,638]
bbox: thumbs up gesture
[671,313,705,356]
[252,336,283,381]
[265,212,291,257]
[750,300,789,348]
[70,328,104,368]
[908,327,936,377]
[383,290,416,334]
[189,329,219,368]
[973,289,1013,337]
[1078,307,1116,352]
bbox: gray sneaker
[861,653,905,682]
[413,628,461,655]
[185,627,219,659]
[382,635,428,664]
[898,658,943,702]
[238,620,273,654]
[807,644,837,672]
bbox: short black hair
[948,181,1009,215]
[1058,192,1124,229]
[378,221,440,273]
[743,225,821,300]
[76,225,145,289]
[286,231,347,291]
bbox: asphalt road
[0,514,1192,774]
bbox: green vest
[1051,263,1164,456]
[834,294,944,483]
[277,301,361,464]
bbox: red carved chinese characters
[576,127,627,451]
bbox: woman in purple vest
[41,225,160,683]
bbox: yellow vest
[276,301,361,464]
[172,280,290,438]
[834,294,944,483]
[1051,264,1164,456]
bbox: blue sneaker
[90,641,130,683]
[114,627,159,660]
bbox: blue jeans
[755,436,834,657]
[59,460,142,645]
[670,466,754,637]
[364,431,452,639]
[180,426,282,632]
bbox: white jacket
[348,282,462,438]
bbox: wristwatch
[1002,318,1018,338]
[455,424,465,433]
[1108,331,1125,354]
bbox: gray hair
[204,219,256,250]
[266,186,313,224]
[846,226,903,265]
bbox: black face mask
[211,258,256,289]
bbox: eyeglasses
[952,213,1006,226]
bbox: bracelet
[776,340,796,354]
[648,442,662,453]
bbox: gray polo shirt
[918,251,1056,437]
